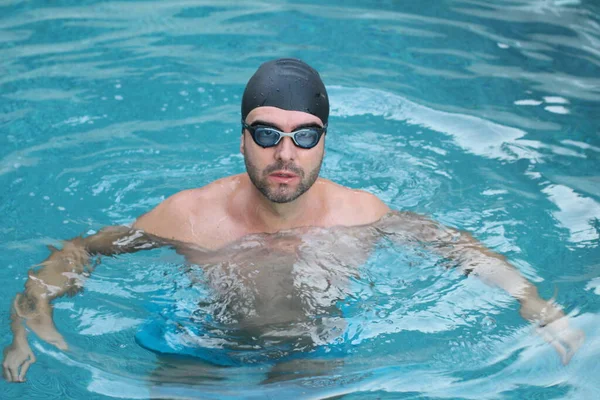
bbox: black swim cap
[241,58,329,124]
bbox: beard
[244,157,323,204]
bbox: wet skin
[178,224,375,337]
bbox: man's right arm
[20,226,166,316]
[2,226,167,382]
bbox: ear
[240,131,245,155]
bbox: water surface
[1,0,599,398]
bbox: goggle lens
[254,126,282,147]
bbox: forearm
[26,239,90,301]
[435,230,567,325]
[8,241,89,345]
[438,233,532,298]
[9,305,28,343]
[437,232,582,363]
[82,226,165,256]
[15,226,165,318]
[377,212,563,324]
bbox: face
[241,106,325,204]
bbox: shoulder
[133,175,242,241]
[319,179,390,226]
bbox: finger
[561,349,573,365]
[536,326,568,363]
[8,364,20,383]
[560,330,584,365]
[3,364,15,382]
[18,357,35,382]
[549,340,568,364]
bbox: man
[2,59,583,383]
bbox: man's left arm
[373,210,584,364]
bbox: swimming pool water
[1,0,599,399]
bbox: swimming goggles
[242,121,327,149]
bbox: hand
[2,294,69,383]
[536,317,585,365]
[519,295,584,364]
[2,339,36,382]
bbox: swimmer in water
[2,58,584,383]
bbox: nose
[274,136,297,162]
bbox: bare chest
[178,226,377,328]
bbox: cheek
[245,144,273,166]
[306,147,325,165]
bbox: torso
[173,223,379,344]
[133,174,390,342]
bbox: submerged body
[139,224,376,368]
[185,224,371,330]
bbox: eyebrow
[250,120,323,131]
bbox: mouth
[268,170,299,183]
[271,170,298,178]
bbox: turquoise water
[1,0,599,398]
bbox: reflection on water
[1,0,599,398]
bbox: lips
[268,170,299,183]
[270,170,298,179]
